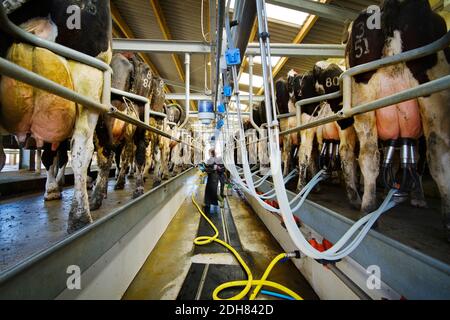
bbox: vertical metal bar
[248,55,260,132]
[36,148,42,174]
[144,102,150,125]
[214,0,226,109]
[296,104,302,126]
[342,74,352,117]
[256,0,275,128]
[180,53,191,128]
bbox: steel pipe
[112,38,211,54]
[0,58,198,150]
[281,75,450,136]
[180,53,191,128]
[246,43,345,57]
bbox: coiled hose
[191,177,303,301]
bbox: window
[251,56,282,67]
[239,73,264,87]
[229,0,309,27]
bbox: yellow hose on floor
[191,180,303,301]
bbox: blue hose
[261,290,295,301]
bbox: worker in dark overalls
[203,149,224,214]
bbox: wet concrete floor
[123,180,318,300]
[0,174,157,272]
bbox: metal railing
[0,5,198,150]
[277,31,450,137]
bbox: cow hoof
[67,214,93,234]
[89,198,103,211]
[44,191,62,201]
[153,180,162,188]
[114,183,125,190]
[349,197,362,210]
[410,199,428,209]
[86,177,94,190]
[133,189,144,199]
[350,201,361,210]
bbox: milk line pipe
[221,0,286,213]
[224,0,384,262]
[0,58,200,152]
[226,130,399,260]
[225,0,400,261]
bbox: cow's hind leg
[153,139,163,187]
[296,128,316,192]
[115,141,132,190]
[90,137,113,211]
[133,130,149,198]
[0,137,5,171]
[42,144,61,201]
[67,63,102,233]
[339,126,361,209]
[56,140,69,190]
[419,92,450,240]
[354,111,380,214]
[143,141,153,181]
[409,137,427,208]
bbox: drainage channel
[178,195,246,300]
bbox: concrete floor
[0,174,156,272]
[123,182,318,300]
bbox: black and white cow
[0,0,112,232]
[289,63,360,207]
[345,0,449,238]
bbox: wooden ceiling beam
[110,1,176,99]
[149,0,197,110]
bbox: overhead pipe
[180,53,191,128]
